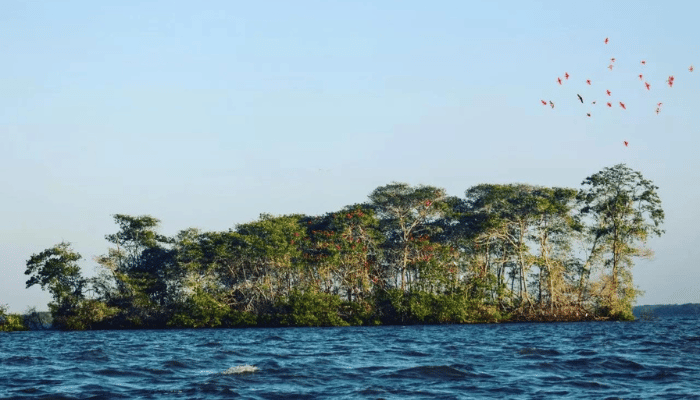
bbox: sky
[2,0,699,312]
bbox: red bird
[624,141,629,147]
[690,65,694,72]
[541,100,547,105]
[639,74,643,80]
[657,102,663,107]
[605,37,609,44]
[557,77,562,85]
[619,102,626,109]
[667,77,674,87]
[565,72,570,80]
[606,90,611,96]
[607,102,612,107]
[645,82,651,90]
[608,64,614,70]
[586,79,591,85]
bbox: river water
[1,316,699,399]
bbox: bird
[605,37,609,44]
[639,74,643,80]
[586,79,591,85]
[607,102,612,107]
[608,64,614,70]
[541,100,547,105]
[565,72,570,80]
[656,107,660,115]
[657,102,663,107]
[557,77,562,85]
[606,90,611,96]
[577,94,583,103]
[624,141,629,146]
[611,57,616,63]
[587,113,591,117]
[690,65,694,72]
[645,82,651,90]
[549,101,555,108]
[641,60,646,65]
[620,102,626,109]
[591,101,597,104]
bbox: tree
[95,214,177,326]
[25,242,86,312]
[368,182,447,291]
[577,164,664,318]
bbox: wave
[222,365,259,374]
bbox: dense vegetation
[18,164,664,330]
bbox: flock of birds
[541,37,694,147]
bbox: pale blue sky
[2,0,699,312]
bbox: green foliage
[277,290,351,327]
[0,305,29,332]
[22,166,661,329]
[25,242,86,307]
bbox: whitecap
[222,365,259,374]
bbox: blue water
[1,317,699,399]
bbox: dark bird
[645,82,651,90]
[620,102,626,110]
[577,94,583,103]
[587,113,591,117]
[606,90,611,96]
[549,101,555,108]
[624,141,629,147]
[557,77,562,85]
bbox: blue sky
[2,0,699,312]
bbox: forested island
[2,164,665,331]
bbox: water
[1,316,699,399]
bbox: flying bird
[565,72,570,80]
[592,101,597,104]
[639,74,643,80]
[541,100,547,105]
[606,90,611,96]
[557,77,562,85]
[549,101,555,108]
[607,102,612,107]
[577,94,583,103]
[587,113,591,117]
[645,82,651,90]
[586,79,591,85]
[690,65,694,72]
[657,102,663,107]
[624,141,628,147]
[619,102,626,109]
[641,60,646,65]
[656,107,660,115]
[611,57,616,63]
[608,64,614,70]
[605,37,609,44]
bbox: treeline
[21,164,664,330]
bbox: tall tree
[368,183,447,291]
[25,242,86,318]
[577,164,664,317]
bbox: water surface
[1,316,699,399]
